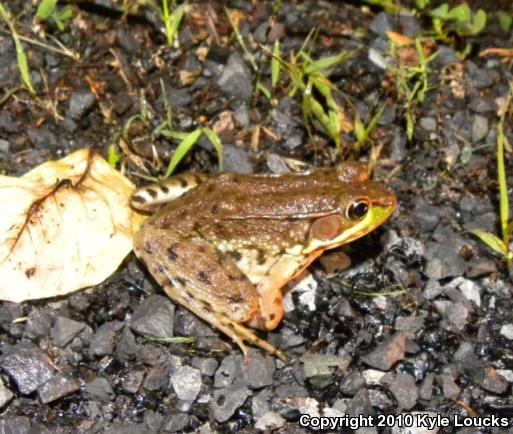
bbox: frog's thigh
[248,251,323,331]
[133,226,286,360]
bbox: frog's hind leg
[161,283,286,362]
[130,173,208,212]
[133,226,286,361]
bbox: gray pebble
[362,333,406,371]
[190,357,218,377]
[37,374,80,404]
[89,321,124,356]
[500,324,513,340]
[130,295,175,339]
[122,370,145,394]
[0,342,54,394]
[161,413,199,432]
[218,52,252,101]
[0,139,9,153]
[255,412,285,430]
[170,366,202,401]
[438,373,460,400]
[68,88,96,119]
[222,144,253,174]
[24,308,55,339]
[370,12,395,36]
[51,316,86,347]
[471,115,489,143]
[211,383,251,423]
[469,367,508,394]
[387,373,418,410]
[143,367,168,391]
[0,377,13,409]
[241,351,275,389]
[116,327,138,362]
[84,377,114,401]
[214,354,243,388]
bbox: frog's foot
[161,283,287,362]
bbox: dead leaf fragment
[386,31,413,47]
[0,149,146,302]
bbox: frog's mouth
[300,199,396,254]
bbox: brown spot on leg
[160,185,169,194]
[197,271,212,285]
[167,244,178,261]
[144,242,154,254]
[147,188,158,198]
[131,195,146,204]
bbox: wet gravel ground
[1,1,513,433]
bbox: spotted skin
[131,163,397,360]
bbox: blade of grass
[271,39,281,89]
[202,127,224,171]
[165,128,202,178]
[497,101,509,242]
[304,51,352,75]
[471,230,509,257]
[0,3,35,94]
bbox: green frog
[131,162,396,360]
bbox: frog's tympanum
[131,162,396,360]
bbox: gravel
[130,295,175,339]
[0,342,55,394]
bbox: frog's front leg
[133,224,286,361]
[247,251,323,331]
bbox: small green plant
[429,3,487,40]
[353,103,386,154]
[157,0,185,47]
[388,38,435,140]
[0,2,35,94]
[497,11,512,33]
[472,88,513,266]
[266,32,352,148]
[36,0,74,31]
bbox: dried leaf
[386,31,413,47]
[0,149,146,302]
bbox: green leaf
[497,11,512,32]
[202,127,224,171]
[168,4,185,45]
[447,4,471,23]
[36,0,57,20]
[256,81,271,101]
[304,51,351,75]
[353,112,365,142]
[107,144,121,168]
[470,9,487,35]
[471,230,509,257]
[165,128,202,178]
[271,39,281,89]
[430,4,450,19]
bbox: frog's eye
[346,199,370,220]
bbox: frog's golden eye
[346,199,370,220]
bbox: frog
[130,162,397,361]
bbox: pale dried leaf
[0,148,147,302]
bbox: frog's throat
[295,205,394,255]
